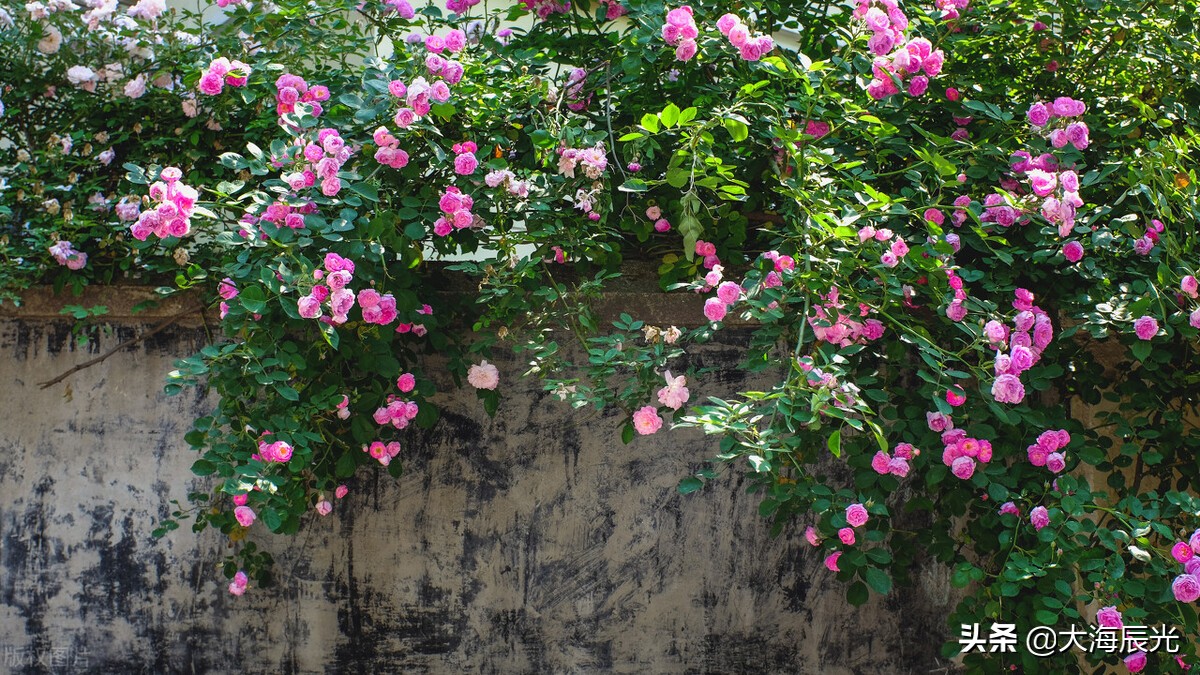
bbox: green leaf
[619,179,650,192]
[262,508,283,531]
[621,422,635,444]
[348,181,379,202]
[846,581,869,606]
[863,566,892,594]
[274,383,299,401]
[404,222,426,240]
[660,103,680,128]
[335,452,358,478]
[724,117,749,142]
[240,285,267,314]
[678,477,704,494]
[1130,340,1151,362]
[190,459,216,476]
[640,113,659,134]
[827,430,842,458]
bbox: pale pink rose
[656,371,689,410]
[316,500,333,516]
[467,360,500,389]
[632,405,663,435]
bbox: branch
[38,304,205,390]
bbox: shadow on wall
[0,317,960,674]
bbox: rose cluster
[48,240,87,270]
[853,0,944,99]
[280,128,353,198]
[389,76,448,127]
[1170,532,1200,604]
[661,6,699,62]
[483,169,532,198]
[987,288,1054,404]
[432,186,478,237]
[372,126,411,169]
[364,440,403,467]
[1025,428,1070,473]
[1027,97,1089,150]
[715,13,774,61]
[273,73,331,120]
[807,286,885,347]
[298,253,359,324]
[1131,218,1165,257]
[858,224,911,268]
[198,57,252,96]
[871,442,915,477]
[452,141,478,175]
[1179,275,1200,329]
[519,0,570,19]
[131,167,199,240]
[556,144,608,180]
[254,434,295,463]
[939,428,994,480]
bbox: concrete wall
[0,299,957,673]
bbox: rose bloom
[632,405,663,435]
[846,503,869,528]
[1030,505,1049,531]
[467,360,499,390]
[1172,541,1194,563]
[1173,574,1200,603]
[1133,315,1158,340]
[1096,605,1123,628]
[234,506,256,527]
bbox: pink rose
[1030,505,1049,531]
[991,374,1026,404]
[234,506,256,527]
[1181,275,1199,298]
[316,500,333,516]
[703,297,728,322]
[632,406,663,435]
[467,360,500,390]
[716,281,741,304]
[1133,315,1158,341]
[846,503,869,528]
[1027,102,1050,127]
[397,373,416,393]
[945,387,966,407]
[838,527,855,545]
[298,295,323,319]
[1045,452,1065,473]
[1173,541,1195,563]
[1063,241,1084,262]
[1097,605,1123,628]
[871,451,891,475]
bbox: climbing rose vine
[3,0,1200,670]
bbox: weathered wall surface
[0,311,958,674]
